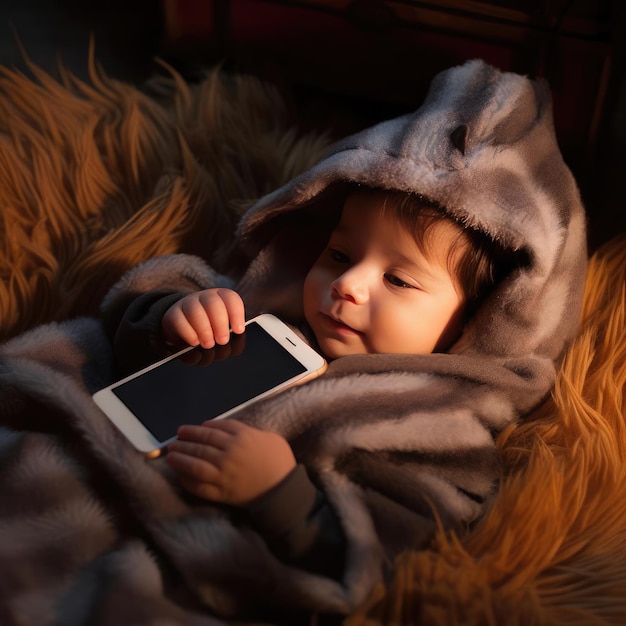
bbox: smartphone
[93,314,327,458]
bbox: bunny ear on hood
[236,59,587,363]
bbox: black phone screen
[112,321,306,441]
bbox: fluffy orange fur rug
[0,55,330,341]
[0,56,624,624]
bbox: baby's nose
[331,269,369,304]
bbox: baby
[165,185,501,509]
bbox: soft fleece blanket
[0,57,623,625]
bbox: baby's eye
[330,249,350,264]
[384,273,414,289]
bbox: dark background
[0,0,162,84]
[0,0,623,250]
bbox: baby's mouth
[320,313,361,335]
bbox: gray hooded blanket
[0,60,587,623]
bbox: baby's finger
[166,451,219,483]
[168,440,223,464]
[181,297,218,348]
[176,423,233,449]
[197,291,232,345]
[218,289,246,335]
[199,419,251,436]
[162,306,200,347]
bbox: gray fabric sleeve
[99,254,236,377]
[103,290,187,376]
[244,464,347,581]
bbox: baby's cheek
[369,310,423,354]
[303,270,324,311]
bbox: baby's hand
[162,288,245,348]
[166,420,297,505]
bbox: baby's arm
[167,421,346,579]
[166,421,297,505]
[162,288,246,349]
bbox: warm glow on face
[303,191,466,358]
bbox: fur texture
[0,54,330,340]
[0,57,619,625]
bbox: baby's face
[303,191,466,359]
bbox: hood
[236,59,588,363]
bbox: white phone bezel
[92,313,327,458]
